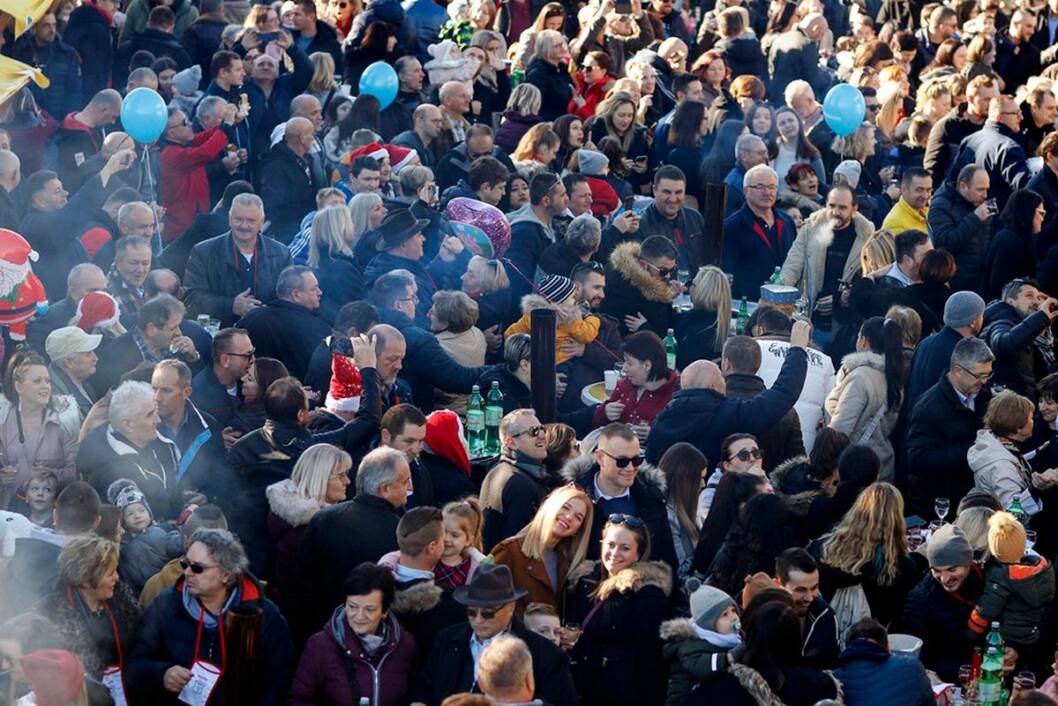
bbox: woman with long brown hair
[808,482,918,627]
[588,91,651,191]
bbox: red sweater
[159,127,229,241]
[591,369,680,428]
[569,74,615,121]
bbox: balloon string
[142,142,161,255]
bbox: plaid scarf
[434,556,472,590]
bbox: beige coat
[0,394,81,509]
[824,351,899,482]
[435,327,487,414]
[781,210,874,313]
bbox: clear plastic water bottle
[485,382,503,455]
[467,385,485,457]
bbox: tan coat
[781,210,874,313]
[824,351,899,482]
[491,535,572,616]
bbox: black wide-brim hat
[375,208,431,251]
[452,563,529,607]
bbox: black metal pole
[530,307,557,423]
[701,182,728,267]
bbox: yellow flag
[0,54,50,107]
[2,0,55,37]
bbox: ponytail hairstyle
[443,496,484,552]
[859,316,904,412]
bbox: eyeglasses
[746,184,778,192]
[180,558,219,574]
[865,104,881,112]
[466,607,500,619]
[511,425,546,438]
[608,513,644,528]
[226,349,256,359]
[600,448,643,468]
[955,364,993,383]
[728,447,763,462]
[167,118,190,129]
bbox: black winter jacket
[258,142,320,243]
[725,373,804,471]
[645,347,807,467]
[566,561,672,706]
[525,58,577,121]
[563,457,680,574]
[980,226,1037,302]
[312,247,365,326]
[905,374,990,516]
[602,241,677,338]
[183,232,292,327]
[949,120,1031,209]
[113,27,191,86]
[927,180,991,292]
[480,455,556,551]
[906,326,963,412]
[76,426,183,521]
[125,575,294,706]
[923,104,980,186]
[898,565,985,683]
[237,299,331,379]
[981,300,1052,399]
[410,618,577,706]
[63,3,113,103]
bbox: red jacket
[586,175,619,216]
[592,368,680,427]
[159,127,229,241]
[569,74,615,120]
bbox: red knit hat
[383,144,417,172]
[20,650,84,706]
[342,142,389,166]
[424,410,471,477]
[325,353,363,413]
[73,291,121,332]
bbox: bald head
[102,132,135,157]
[285,117,315,155]
[85,89,123,127]
[680,360,726,394]
[0,150,20,191]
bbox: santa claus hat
[326,353,363,413]
[20,650,84,706]
[384,144,417,173]
[342,142,389,166]
[424,410,471,477]
[74,291,121,332]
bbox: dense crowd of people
[7,0,1058,703]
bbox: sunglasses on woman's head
[729,447,762,462]
[466,607,500,619]
[608,513,644,528]
[180,558,218,574]
[600,449,644,468]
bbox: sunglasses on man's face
[600,448,643,469]
[467,607,500,619]
[643,260,677,279]
[180,558,218,574]
[511,425,546,439]
[729,447,762,463]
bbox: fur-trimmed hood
[559,453,666,495]
[659,616,700,641]
[779,188,823,213]
[768,456,834,514]
[569,559,672,601]
[610,241,677,304]
[0,393,83,437]
[519,293,586,325]
[265,478,323,528]
[390,578,444,616]
[838,351,886,375]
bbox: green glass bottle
[986,621,1004,653]
[485,381,504,455]
[1009,497,1027,525]
[737,297,749,334]
[664,328,677,369]
[768,266,783,285]
[978,647,1003,705]
[467,385,485,457]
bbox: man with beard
[781,185,873,348]
[558,263,624,415]
[379,404,436,509]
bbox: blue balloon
[121,87,168,144]
[822,83,866,138]
[359,62,399,110]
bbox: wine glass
[1026,530,1037,551]
[935,497,951,523]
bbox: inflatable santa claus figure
[0,229,48,340]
